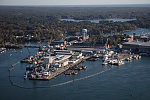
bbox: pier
[0,48,6,53]
[115,53,141,61]
[102,52,141,66]
[29,56,90,80]
[8,60,112,89]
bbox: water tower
[82,29,88,40]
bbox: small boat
[116,60,124,66]
[81,60,84,63]
[102,54,109,61]
[133,55,141,60]
[24,72,28,79]
[71,71,78,75]
[24,74,27,79]
[64,71,78,75]
[108,59,118,65]
[126,57,132,61]
[102,61,108,65]
[64,72,72,75]
[74,67,82,70]
[82,66,87,70]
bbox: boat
[82,66,87,70]
[87,57,99,61]
[74,66,82,70]
[126,57,132,61]
[24,74,27,79]
[64,71,78,75]
[133,55,141,60]
[64,71,72,75]
[102,54,108,61]
[24,71,29,79]
[108,59,118,65]
[71,71,78,75]
[102,61,108,65]
[117,60,124,66]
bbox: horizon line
[0,4,150,6]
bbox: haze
[0,0,150,5]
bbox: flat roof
[123,41,150,47]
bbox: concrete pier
[116,53,140,61]
[117,53,132,60]
[29,56,90,80]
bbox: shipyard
[0,3,150,100]
[23,46,141,80]
[19,29,144,81]
[1,28,148,82]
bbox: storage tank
[82,29,88,40]
[82,29,87,36]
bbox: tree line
[0,6,150,46]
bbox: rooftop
[123,41,150,47]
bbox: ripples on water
[0,44,150,99]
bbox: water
[0,46,150,100]
[103,28,150,37]
[60,18,136,23]
[124,28,150,36]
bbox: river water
[124,28,150,36]
[0,29,150,100]
[60,18,136,23]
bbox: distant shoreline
[0,4,150,7]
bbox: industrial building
[122,41,150,55]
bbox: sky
[0,0,150,5]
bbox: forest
[0,6,150,46]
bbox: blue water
[124,28,150,36]
[60,18,136,23]
[0,46,150,100]
[103,28,150,37]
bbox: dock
[0,48,6,53]
[102,52,141,66]
[116,53,141,61]
[29,56,90,80]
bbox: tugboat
[74,65,87,70]
[64,71,78,75]
[74,66,82,70]
[64,71,72,75]
[71,71,78,75]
